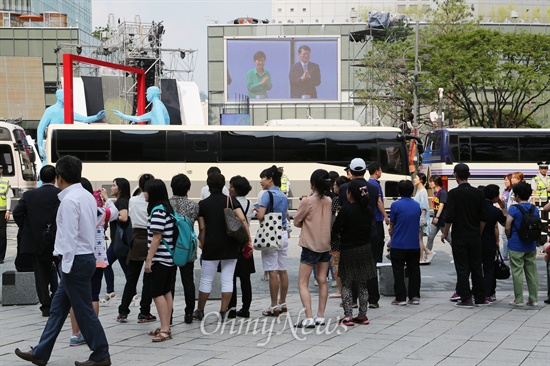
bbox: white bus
[46,124,416,207]
[0,122,37,202]
[421,128,550,191]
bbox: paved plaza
[1,222,549,365]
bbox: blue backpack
[151,205,198,266]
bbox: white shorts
[261,230,289,271]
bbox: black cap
[537,161,549,168]
[454,163,470,176]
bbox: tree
[424,29,550,127]
[92,26,110,40]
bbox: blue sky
[92,0,272,92]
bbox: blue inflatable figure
[37,89,106,161]
[113,86,170,125]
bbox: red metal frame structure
[62,54,146,124]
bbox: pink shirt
[294,194,332,253]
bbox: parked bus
[46,124,417,207]
[0,122,37,203]
[421,128,550,191]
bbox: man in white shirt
[15,155,111,366]
[200,166,229,200]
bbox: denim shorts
[300,247,331,265]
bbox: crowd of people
[12,155,549,365]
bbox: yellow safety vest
[534,175,548,202]
[0,178,9,211]
[280,175,288,193]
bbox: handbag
[494,248,510,280]
[113,218,133,257]
[39,200,60,256]
[224,196,249,244]
[253,191,283,251]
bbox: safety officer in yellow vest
[531,161,549,245]
[0,164,13,264]
[278,167,291,209]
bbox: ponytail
[348,179,370,212]
[310,169,330,199]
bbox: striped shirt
[147,208,175,266]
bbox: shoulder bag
[224,196,249,244]
[494,248,510,280]
[113,217,133,257]
[253,191,283,251]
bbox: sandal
[148,327,161,336]
[262,305,280,317]
[278,303,288,313]
[152,330,172,342]
[99,292,116,305]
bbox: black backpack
[515,204,541,242]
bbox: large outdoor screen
[225,36,340,103]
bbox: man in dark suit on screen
[13,165,60,317]
[289,45,321,99]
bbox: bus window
[167,131,185,162]
[449,133,459,162]
[520,136,550,161]
[274,132,325,162]
[185,131,219,162]
[458,137,471,161]
[53,130,110,162]
[470,136,518,162]
[380,143,404,175]
[220,131,273,162]
[0,146,14,176]
[111,130,166,162]
[326,133,377,165]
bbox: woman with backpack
[194,172,250,321]
[505,181,539,307]
[143,179,177,342]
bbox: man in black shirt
[442,164,487,308]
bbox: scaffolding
[83,14,197,117]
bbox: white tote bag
[253,212,283,251]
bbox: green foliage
[355,0,550,128]
[425,28,550,127]
[92,26,110,40]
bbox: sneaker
[116,314,128,323]
[137,313,156,323]
[314,316,326,325]
[450,292,461,302]
[314,279,318,286]
[526,301,538,307]
[339,317,355,326]
[455,300,474,309]
[475,300,491,307]
[368,303,380,309]
[331,280,337,288]
[485,297,495,304]
[408,297,420,305]
[391,299,407,306]
[295,318,316,329]
[509,301,525,307]
[352,302,358,308]
[69,333,86,347]
[352,315,370,325]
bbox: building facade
[271,0,549,24]
[0,0,92,33]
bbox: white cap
[349,158,366,172]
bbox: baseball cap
[453,163,470,176]
[537,161,549,168]
[349,158,366,172]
